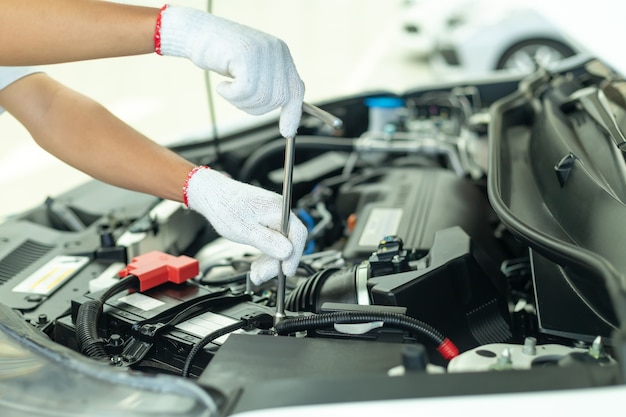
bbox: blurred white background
[1,0,624,221]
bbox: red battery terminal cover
[118,250,199,292]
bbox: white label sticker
[358,207,403,247]
[176,311,243,345]
[12,255,90,295]
[117,292,165,311]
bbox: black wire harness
[274,311,459,361]
[75,276,140,359]
[182,313,274,378]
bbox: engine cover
[339,168,497,260]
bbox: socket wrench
[274,102,343,324]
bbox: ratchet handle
[273,104,342,324]
[303,102,343,129]
[275,135,297,324]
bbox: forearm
[0,73,194,202]
[0,0,159,65]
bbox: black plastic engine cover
[339,168,499,261]
[368,227,511,353]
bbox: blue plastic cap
[364,96,405,109]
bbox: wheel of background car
[496,38,576,72]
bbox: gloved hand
[156,5,305,139]
[184,166,307,285]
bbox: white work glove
[156,5,305,139]
[184,167,307,285]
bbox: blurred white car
[430,1,580,77]
[399,0,471,57]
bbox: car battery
[54,281,272,376]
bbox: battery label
[12,255,90,295]
[117,292,165,311]
[176,311,243,345]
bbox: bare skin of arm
[0,73,195,203]
[0,0,159,65]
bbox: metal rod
[303,102,343,129]
[274,135,296,324]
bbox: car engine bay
[0,56,625,415]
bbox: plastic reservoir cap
[365,97,405,109]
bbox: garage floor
[0,0,438,221]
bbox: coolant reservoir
[365,96,405,133]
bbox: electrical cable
[274,311,459,360]
[182,320,246,378]
[75,276,140,359]
[201,272,249,286]
[182,312,274,378]
[201,261,316,286]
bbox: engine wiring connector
[118,250,199,292]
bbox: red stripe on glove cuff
[154,4,168,55]
[183,166,209,207]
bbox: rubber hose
[238,136,355,183]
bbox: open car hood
[0,54,624,416]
